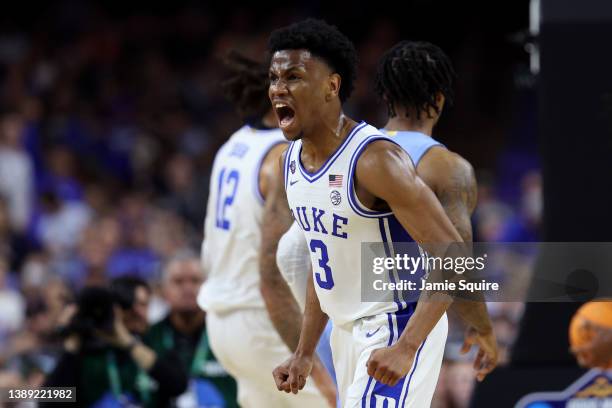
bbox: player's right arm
[262,149,336,405]
[258,146,304,350]
[419,148,498,381]
[273,271,329,394]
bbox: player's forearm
[439,196,492,333]
[397,295,451,352]
[296,274,328,358]
[260,269,304,351]
[259,169,305,350]
[452,300,493,334]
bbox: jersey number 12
[216,168,240,230]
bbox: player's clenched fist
[273,354,314,394]
[366,343,417,387]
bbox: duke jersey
[284,122,435,327]
[277,129,444,311]
[198,125,285,313]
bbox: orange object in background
[569,301,612,369]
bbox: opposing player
[375,41,498,381]
[197,51,331,407]
[266,20,491,407]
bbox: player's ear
[326,73,341,101]
[435,92,446,113]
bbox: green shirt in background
[145,315,238,408]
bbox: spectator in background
[62,216,121,290]
[0,256,24,342]
[39,146,84,202]
[2,295,59,388]
[0,110,33,234]
[158,153,208,229]
[44,277,187,407]
[0,196,28,270]
[107,193,160,281]
[33,190,91,257]
[145,254,238,407]
[498,170,542,242]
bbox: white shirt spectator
[0,147,33,232]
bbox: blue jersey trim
[284,141,295,190]
[253,140,287,205]
[347,136,399,218]
[400,338,427,407]
[297,121,367,183]
[361,376,375,408]
[378,218,406,311]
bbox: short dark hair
[375,41,456,119]
[110,276,150,310]
[268,19,358,102]
[221,50,271,121]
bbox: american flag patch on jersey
[329,174,343,187]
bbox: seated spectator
[145,254,238,407]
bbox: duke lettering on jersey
[291,206,349,239]
[283,121,421,325]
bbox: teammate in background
[266,19,490,407]
[375,41,498,381]
[197,51,333,407]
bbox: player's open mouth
[274,103,296,129]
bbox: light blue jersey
[381,129,445,167]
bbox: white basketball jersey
[276,221,310,310]
[284,122,422,327]
[198,125,285,313]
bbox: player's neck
[169,309,205,334]
[301,111,357,164]
[384,116,434,136]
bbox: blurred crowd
[0,2,539,407]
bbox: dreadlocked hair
[375,41,456,120]
[221,50,271,121]
[268,19,358,102]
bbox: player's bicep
[420,150,477,242]
[259,143,288,201]
[261,148,293,241]
[356,141,462,244]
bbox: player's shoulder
[420,146,473,176]
[356,129,414,176]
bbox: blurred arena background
[0,0,610,407]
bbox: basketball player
[375,41,498,382]
[266,20,492,407]
[197,51,332,407]
[272,39,499,390]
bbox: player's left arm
[259,144,305,351]
[357,140,464,386]
[419,149,498,381]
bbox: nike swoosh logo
[365,327,381,338]
[289,180,299,186]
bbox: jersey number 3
[216,168,240,230]
[309,239,335,290]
